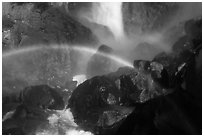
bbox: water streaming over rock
[89,2,125,39]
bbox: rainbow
[2,45,134,68]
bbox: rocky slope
[2,2,98,51]
[68,18,202,134]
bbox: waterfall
[90,2,125,39]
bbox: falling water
[90,2,125,39]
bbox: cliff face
[122,2,201,37]
[2,2,98,51]
[122,3,179,35]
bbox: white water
[36,109,93,135]
[3,109,92,135]
[89,2,125,39]
[73,74,87,86]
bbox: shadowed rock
[86,45,114,78]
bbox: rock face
[19,85,65,110]
[116,86,201,135]
[69,62,172,134]
[153,18,202,88]
[116,18,202,135]
[122,2,179,35]
[66,70,138,133]
[2,2,98,51]
[86,44,114,78]
[69,18,202,135]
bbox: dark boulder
[153,19,202,88]
[19,85,65,111]
[69,64,171,134]
[184,18,202,46]
[68,76,134,134]
[116,86,201,135]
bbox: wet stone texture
[2,85,66,134]
[68,18,202,135]
[86,44,114,79]
[2,2,98,51]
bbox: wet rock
[68,76,120,123]
[69,63,170,134]
[86,45,114,78]
[2,15,14,29]
[3,127,25,135]
[19,85,65,110]
[116,86,201,135]
[2,2,98,50]
[122,2,179,35]
[184,18,202,45]
[68,75,135,134]
[2,85,67,134]
[150,62,169,88]
[153,19,202,88]
[131,42,163,61]
[113,61,169,103]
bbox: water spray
[3,45,134,68]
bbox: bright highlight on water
[88,2,125,39]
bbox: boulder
[19,85,65,110]
[69,63,171,134]
[153,19,202,88]
[116,86,201,135]
[86,45,114,78]
[68,75,136,134]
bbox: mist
[73,2,201,62]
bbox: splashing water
[73,74,87,86]
[90,2,125,39]
[3,109,93,135]
[35,109,93,135]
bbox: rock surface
[122,2,179,35]
[68,18,202,135]
[2,85,66,135]
[2,2,98,51]
[86,45,114,78]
